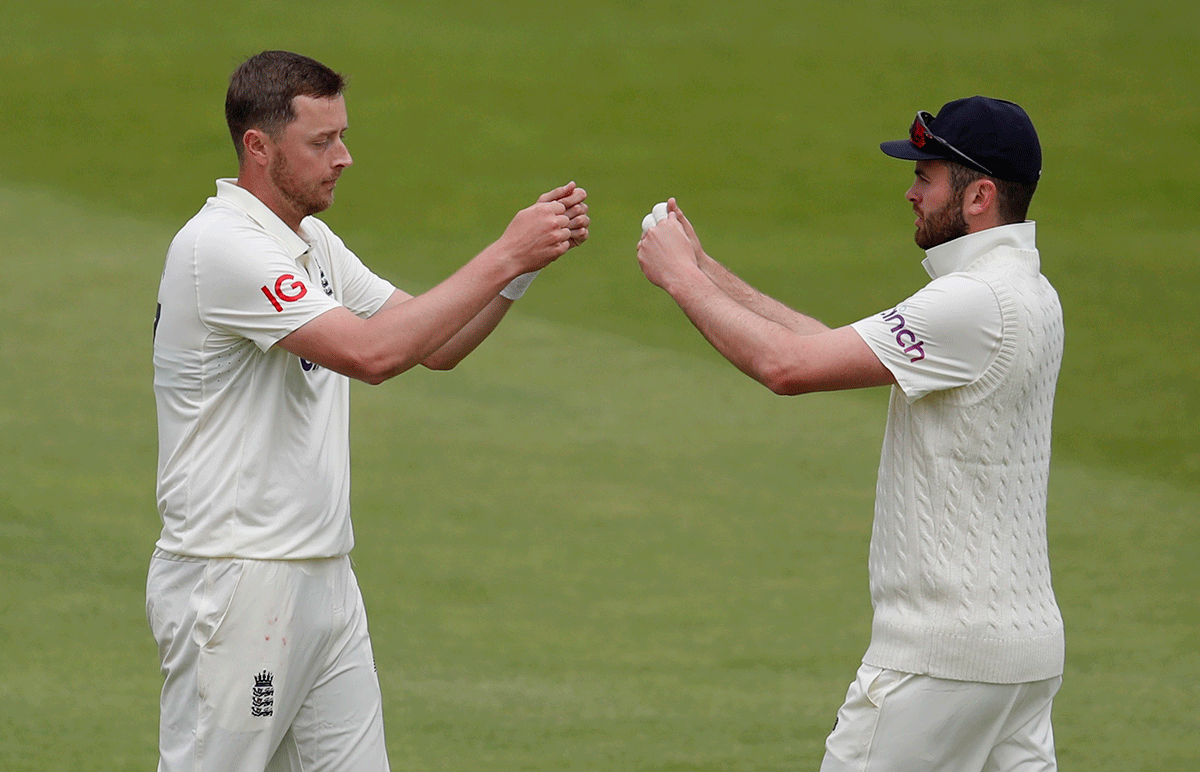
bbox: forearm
[280,245,519,384]
[280,184,583,384]
[698,252,830,335]
[660,263,815,393]
[664,265,892,394]
[367,243,522,374]
[638,201,890,395]
[420,293,513,370]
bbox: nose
[335,139,353,169]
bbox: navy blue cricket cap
[880,96,1042,184]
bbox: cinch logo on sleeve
[261,274,308,312]
[881,307,926,363]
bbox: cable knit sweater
[862,228,1065,684]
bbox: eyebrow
[309,126,347,141]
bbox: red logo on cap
[910,121,928,148]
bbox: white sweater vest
[863,244,1065,684]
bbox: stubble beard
[914,191,969,250]
[269,153,336,220]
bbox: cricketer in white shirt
[153,178,396,560]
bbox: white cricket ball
[641,201,670,233]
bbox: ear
[962,178,998,220]
[242,128,271,167]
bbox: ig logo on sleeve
[261,274,308,312]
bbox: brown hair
[225,51,346,160]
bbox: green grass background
[1,1,1197,769]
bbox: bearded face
[268,147,340,219]
[906,160,971,250]
[258,94,351,225]
[913,187,969,250]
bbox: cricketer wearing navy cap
[879,96,1044,249]
[637,93,1064,771]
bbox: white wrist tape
[500,270,540,300]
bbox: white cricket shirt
[153,179,396,559]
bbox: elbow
[762,373,805,396]
[420,352,462,372]
[359,369,390,386]
[354,341,465,382]
[348,349,415,385]
[756,357,810,396]
[351,359,391,385]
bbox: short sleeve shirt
[152,180,396,558]
[850,224,1036,402]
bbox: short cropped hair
[225,50,346,160]
[947,162,1038,224]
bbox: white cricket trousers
[146,549,389,772]
[821,664,1060,772]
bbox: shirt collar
[921,221,1037,279]
[214,178,311,259]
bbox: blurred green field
[1,1,1197,770]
